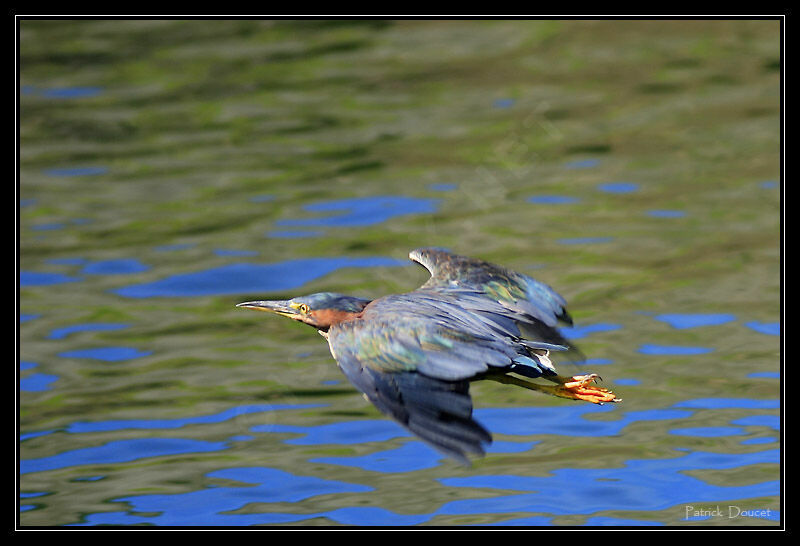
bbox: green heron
[238,248,620,464]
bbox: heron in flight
[238,248,620,464]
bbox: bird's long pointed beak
[236,300,297,317]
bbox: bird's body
[238,248,619,464]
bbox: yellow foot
[560,374,621,405]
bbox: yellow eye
[298,304,310,314]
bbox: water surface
[19,19,780,527]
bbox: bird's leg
[485,372,621,405]
[545,373,621,404]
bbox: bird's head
[236,292,371,331]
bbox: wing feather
[329,339,491,464]
[409,247,582,361]
[409,247,571,324]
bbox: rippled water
[18,19,781,527]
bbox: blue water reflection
[48,323,130,340]
[741,437,778,446]
[485,515,553,526]
[44,87,103,98]
[82,259,150,275]
[24,86,104,99]
[45,167,108,177]
[267,230,323,239]
[638,344,714,355]
[114,256,406,298]
[493,98,515,109]
[597,182,639,194]
[732,415,779,431]
[73,452,743,526]
[745,322,780,336]
[275,196,440,228]
[647,210,687,218]
[748,372,779,379]
[311,442,441,473]
[67,404,324,434]
[154,243,195,252]
[557,237,614,245]
[428,183,458,192]
[213,249,259,257]
[655,313,737,329]
[21,438,230,475]
[261,419,409,445]
[20,361,59,392]
[20,430,57,442]
[25,398,778,526]
[477,405,691,438]
[528,195,580,205]
[673,398,778,410]
[20,271,81,286]
[31,222,65,231]
[20,373,59,392]
[19,404,324,445]
[670,427,745,437]
[311,440,540,473]
[561,323,622,339]
[564,159,600,169]
[584,516,663,526]
[58,347,152,362]
[73,467,373,526]
[20,492,47,499]
[257,405,692,452]
[583,358,614,366]
[437,449,778,518]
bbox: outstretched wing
[326,300,553,464]
[332,349,491,465]
[409,247,582,361]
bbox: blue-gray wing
[409,247,582,361]
[410,247,572,326]
[326,303,554,463]
[330,346,491,465]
